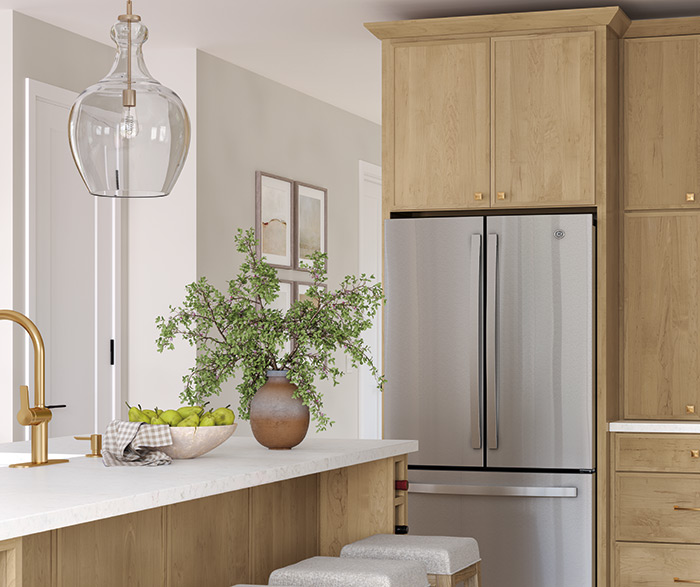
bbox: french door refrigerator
[384,214,595,587]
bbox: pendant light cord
[119,0,139,108]
[127,0,132,96]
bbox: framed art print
[294,182,328,271]
[256,171,294,269]
[294,281,326,308]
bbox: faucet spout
[0,309,68,468]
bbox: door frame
[358,160,382,439]
[25,78,124,436]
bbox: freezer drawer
[408,470,594,587]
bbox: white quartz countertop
[609,421,700,433]
[0,435,418,541]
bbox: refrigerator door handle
[470,234,482,450]
[486,233,498,450]
[409,483,578,498]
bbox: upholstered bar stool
[268,556,430,586]
[340,534,481,587]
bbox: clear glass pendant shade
[68,18,190,197]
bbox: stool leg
[468,561,481,587]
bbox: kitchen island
[0,435,417,586]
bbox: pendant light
[68,0,190,198]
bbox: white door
[26,78,121,437]
[358,161,382,439]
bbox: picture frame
[294,181,328,271]
[294,281,326,308]
[256,171,294,269]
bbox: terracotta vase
[250,370,310,450]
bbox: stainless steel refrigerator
[384,214,595,587]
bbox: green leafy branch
[155,228,385,431]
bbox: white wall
[126,49,197,416]
[0,12,13,442]
[195,51,381,438]
[5,12,112,440]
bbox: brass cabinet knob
[474,192,483,201]
[687,193,696,202]
[497,192,506,200]
[687,405,696,414]
[691,450,700,459]
[74,434,102,458]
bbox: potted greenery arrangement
[155,228,385,449]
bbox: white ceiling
[2,0,700,124]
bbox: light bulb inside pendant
[119,105,140,139]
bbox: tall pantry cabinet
[612,23,700,587]
[367,8,627,587]
[623,34,700,420]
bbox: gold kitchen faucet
[0,309,68,468]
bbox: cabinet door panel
[624,37,700,210]
[616,473,700,543]
[616,543,700,587]
[624,213,700,419]
[493,32,595,207]
[394,39,490,210]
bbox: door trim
[25,78,124,436]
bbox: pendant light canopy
[68,0,190,198]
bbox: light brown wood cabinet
[623,36,700,211]
[492,32,596,207]
[614,434,700,586]
[383,30,597,211]
[393,39,490,210]
[623,212,700,420]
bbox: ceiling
[2,0,699,124]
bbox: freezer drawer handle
[409,483,578,498]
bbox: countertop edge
[608,421,700,433]
[0,438,418,541]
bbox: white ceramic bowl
[159,423,237,459]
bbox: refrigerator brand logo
[553,230,566,240]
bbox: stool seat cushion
[340,534,480,575]
[268,556,429,587]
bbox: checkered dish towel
[102,420,173,467]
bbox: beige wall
[126,49,197,419]
[4,12,113,440]
[195,51,381,438]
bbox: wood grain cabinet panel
[616,473,700,543]
[616,542,700,586]
[616,434,700,473]
[623,213,700,419]
[57,509,165,587]
[492,32,596,207]
[623,37,700,210]
[393,39,491,210]
[250,475,319,585]
[167,490,249,587]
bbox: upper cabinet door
[393,39,491,210]
[624,212,700,420]
[623,37,700,210]
[492,32,596,207]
